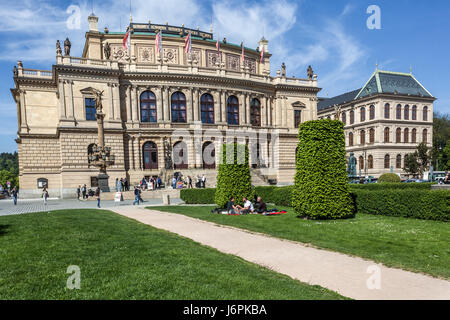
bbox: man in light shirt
[236,197,254,214]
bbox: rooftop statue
[64,37,71,56]
[281,62,286,77]
[307,65,314,80]
[56,40,62,55]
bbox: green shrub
[349,183,434,191]
[180,188,216,204]
[354,189,450,221]
[292,120,354,220]
[378,173,402,183]
[215,144,254,208]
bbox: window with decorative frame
[404,128,409,143]
[342,111,346,124]
[348,132,354,147]
[412,129,417,143]
[404,105,410,120]
[200,93,215,124]
[250,98,261,127]
[369,128,375,143]
[396,154,402,169]
[171,91,187,123]
[423,129,428,143]
[384,103,390,119]
[423,106,428,121]
[360,107,366,122]
[294,110,302,128]
[140,90,157,123]
[350,110,355,124]
[368,155,374,169]
[396,104,402,120]
[369,105,375,120]
[412,105,417,120]
[227,96,239,125]
[85,97,97,121]
[384,154,390,169]
[360,130,366,145]
[384,128,390,143]
[396,128,402,143]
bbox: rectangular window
[85,98,97,121]
[294,110,302,128]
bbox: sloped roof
[318,70,434,112]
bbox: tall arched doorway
[143,141,158,170]
[202,141,216,169]
[173,141,188,169]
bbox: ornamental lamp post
[85,88,115,192]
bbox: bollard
[163,194,170,205]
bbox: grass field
[0,209,345,300]
[150,206,450,279]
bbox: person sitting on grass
[254,196,267,214]
[226,197,238,214]
[236,197,254,215]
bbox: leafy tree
[214,144,254,208]
[378,173,401,183]
[404,153,420,176]
[431,112,450,171]
[292,120,354,220]
[444,141,450,169]
[0,170,18,189]
[417,142,430,175]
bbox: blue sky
[0,0,449,152]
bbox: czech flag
[155,31,162,54]
[260,47,264,63]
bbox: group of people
[140,176,162,190]
[115,178,130,192]
[226,196,267,215]
[171,174,207,189]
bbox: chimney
[88,14,99,32]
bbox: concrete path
[111,206,450,300]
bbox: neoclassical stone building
[11,15,320,198]
[318,69,435,178]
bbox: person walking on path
[95,187,101,208]
[82,184,87,200]
[133,186,140,205]
[188,176,193,189]
[42,187,49,206]
[76,185,81,200]
[11,187,18,205]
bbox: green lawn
[0,209,345,300]
[150,206,450,279]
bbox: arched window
[85,97,97,121]
[250,98,261,127]
[369,105,375,120]
[396,128,402,143]
[396,154,402,169]
[423,106,428,121]
[404,105,410,120]
[396,104,402,120]
[350,110,355,124]
[412,128,417,143]
[173,141,188,169]
[384,154,390,169]
[360,107,366,122]
[384,103,390,119]
[422,129,428,143]
[348,132,354,147]
[412,105,417,120]
[359,156,364,170]
[142,141,158,170]
[368,155,374,169]
[384,128,390,143]
[201,93,214,124]
[227,96,239,125]
[342,111,346,125]
[140,91,157,123]
[171,91,186,123]
[202,141,216,169]
[360,130,366,145]
[369,128,375,143]
[404,128,409,143]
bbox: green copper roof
[356,70,433,99]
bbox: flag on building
[241,41,245,63]
[184,32,192,54]
[216,38,221,63]
[123,29,131,50]
[155,31,162,54]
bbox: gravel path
[111,206,450,300]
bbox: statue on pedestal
[307,65,314,80]
[104,42,111,60]
[56,40,62,55]
[281,62,286,77]
[347,152,357,178]
[64,37,71,56]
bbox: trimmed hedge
[292,120,354,220]
[378,173,402,183]
[180,186,449,221]
[180,188,216,204]
[214,144,254,208]
[355,190,450,221]
[349,183,434,191]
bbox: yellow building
[11,15,320,198]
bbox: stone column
[108,83,114,120]
[214,91,220,124]
[187,87,194,122]
[19,90,27,129]
[126,85,132,122]
[131,86,138,122]
[157,86,163,122]
[58,80,66,119]
[283,96,288,127]
[164,86,170,122]
[67,80,74,119]
[262,96,267,127]
[221,91,227,123]
[246,94,251,125]
[239,93,245,125]
[193,88,199,122]
[113,84,121,121]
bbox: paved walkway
[0,198,183,216]
[111,206,450,300]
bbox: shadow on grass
[0,224,10,236]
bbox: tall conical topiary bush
[215,143,254,208]
[292,120,355,219]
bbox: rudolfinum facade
[11,15,321,198]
